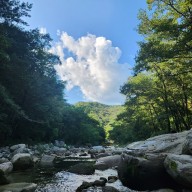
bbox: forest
[0,0,192,146]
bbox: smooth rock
[0,182,37,192]
[164,154,192,188]
[40,154,55,167]
[68,162,95,175]
[118,153,180,191]
[182,130,192,155]
[127,130,190,154]
[11,153,33,170]
[0,162,13,174]
[10,144,26,151]
[95,155,121,170]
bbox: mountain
[75,102,124,137]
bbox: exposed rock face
[126,130,189,154]
[164,154,192,188]
[118,153,179,191]
[95,155,121,170]
[0,182,37,192]
[68,162,95,175]
[11,153,33,170]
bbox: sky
[24,0,148,105]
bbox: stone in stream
[0,182,37,192]
[164,154,192,188]
[0,169,9,185]
[68,162,95,175]
[11,153,34,170]
[40,154,55,167]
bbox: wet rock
[0,158,9,164]
[118,153,180,191]
[76,181,93,192]
[107,176,118,183]
[0,162,13,174]
[102,186,120,192]
[93,179,106,186]
[11,153,33,170]
[40,154,55,167]
[0,182,37,192]
[164,154,192,188]
[96,153,111,159]
[95,155,121,170]
[68,162,95,175]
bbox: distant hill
[75,102,124,137]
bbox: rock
[182,131,192,155]
[79,152,88,157]
[11,153,33,170]
[68,162,95,175]
[95,155,121,170]
[0,182,37,192]
[10,144,26,151]
[164,154,192,188]
[0,158,9,164]
[108,176,118,183]
[0,162,13,174]
[76,181,93,192]
[40,154,55,167]
[118,153,180,191]
[0,169,9,185]
[96,153,111,159]
[127,130,190,154]
[93,179,106,186]
[12,147,30,155]
[102,186,120,192]
[100,177,107,183]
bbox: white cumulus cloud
[52,32,129,105]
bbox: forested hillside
[75,102,124,137]
[110,0,192,144]
[0,0,105,146]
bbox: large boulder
[40,154,55,167]
[127,130,190,154]
[11,153,33,170]
[68,162,95,175]
[0,162,13,174]
[182,130,192,155]
[95,155,121,170]
[118,153,180,191]
[164,154,192,188]
[0,169,9,185]
[0,182,37,192]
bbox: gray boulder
[127,130,190,154]
[11,153,33,170]
[0,169,9,185]
[0,162,13,174]
[164,154,192,188]
[118,153,179,191]
[10,144,26,152]
[182,130,192,155]
[0,182,37,192]
[40,154,55,167]
[95,155,121,170]
[68,162,95,175]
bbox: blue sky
[24,0,147,105]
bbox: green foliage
[110,0,192,144]
[75,102,124,138]
[0,0,105,146]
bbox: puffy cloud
[53,32,129,105]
